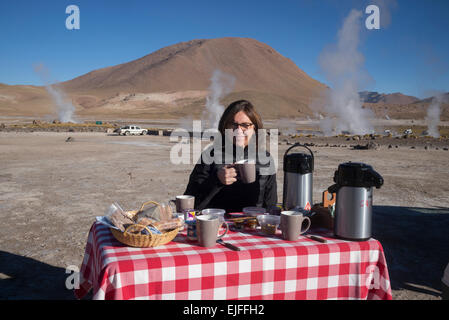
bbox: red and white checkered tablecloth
[74,222,392,300]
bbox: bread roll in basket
[110,201,183,247]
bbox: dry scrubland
[0,129,449,300]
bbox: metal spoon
[217,239,241,251]
[304,232,328,243]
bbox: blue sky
[0,0,448,99]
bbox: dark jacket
[184,145,277,213]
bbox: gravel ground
[0,131,448,300]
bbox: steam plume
[317,9,375,135]
[203,69,235,130]
[425,93,447,138]
[33,63,76,123]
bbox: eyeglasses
[230,122,254,130]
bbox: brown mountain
[59,37,328,119]
[361,92,449,120]
[1,37,446,122]
[0,83,53,118]
[0,37,329,120]
[412,93,449,105]
[359,91,419,105]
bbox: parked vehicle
[117,125,147,136]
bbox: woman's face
[227,111,255,148]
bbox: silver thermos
[283,143,314,211]
[329,162,384,241]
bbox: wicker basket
[110,203,181,247]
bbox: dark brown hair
[218,100,263,137]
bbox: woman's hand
[217,165,237,185]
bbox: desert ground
[1,119,449,300]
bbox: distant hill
[411,92,449,104]
[62,37,328,119]
[359,91,419,105]
[0,38,329,120]
[0,38,447,121]
[361,91,449,120]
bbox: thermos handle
[366,168,384,189]
[283,143,314,170]
[327,183,340,194]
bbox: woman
[184,100,277,213]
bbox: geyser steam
[425,93,447,138]
[203,69,235,130]
[318,9,375,135]
[34,63,76,123]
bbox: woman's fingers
[226,167,237,178]
[217,166,238,185]
[225,176,237,184]
[225,168,237,184]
